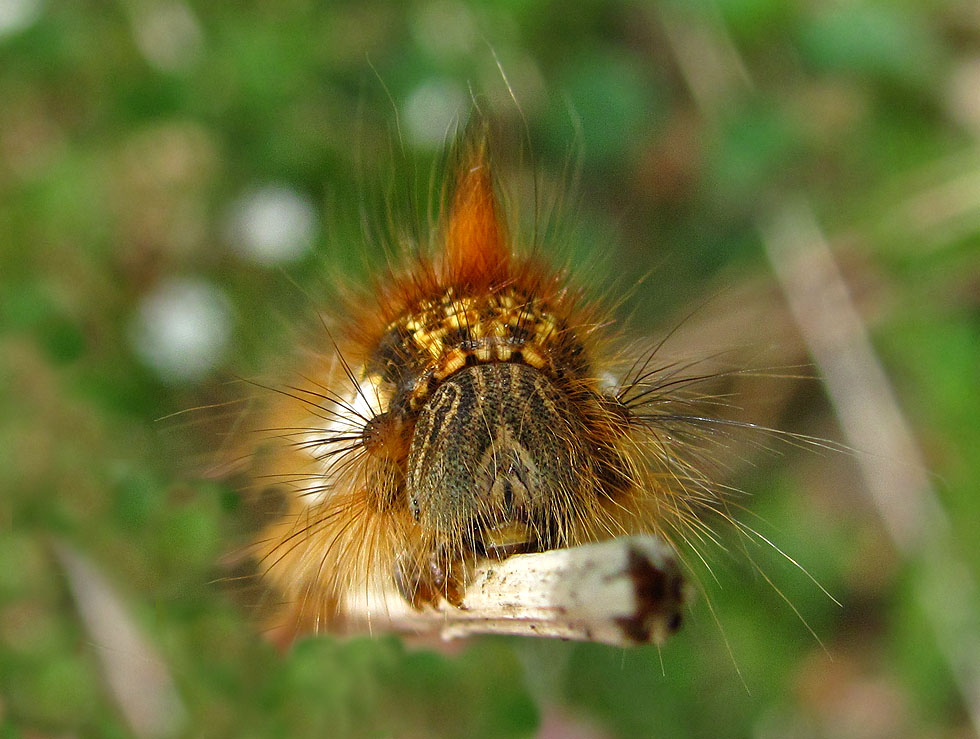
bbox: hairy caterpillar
[240,126,765,644]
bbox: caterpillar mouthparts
[246,133,708,643]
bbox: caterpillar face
[248,137,697,637]
[408,361,586,554]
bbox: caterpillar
[242,128,749,644]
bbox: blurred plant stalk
[53,539,186,739]
[660,3,980,735]
[761,201,980,738]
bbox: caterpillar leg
[393,546,465,610]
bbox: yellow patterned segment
[371,286,569,412]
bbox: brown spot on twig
[616,545,686,644]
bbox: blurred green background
[2,0,980,737]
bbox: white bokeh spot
[227,185,317,265]
[129,278,232,383]
[130,0,204,73]
[0,0,43,38]
[402,79,468,151]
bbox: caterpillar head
[407,361,587,557]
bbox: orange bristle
[443,140,510,285]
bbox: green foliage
[1,1,977,737]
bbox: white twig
[342,536,689,648]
